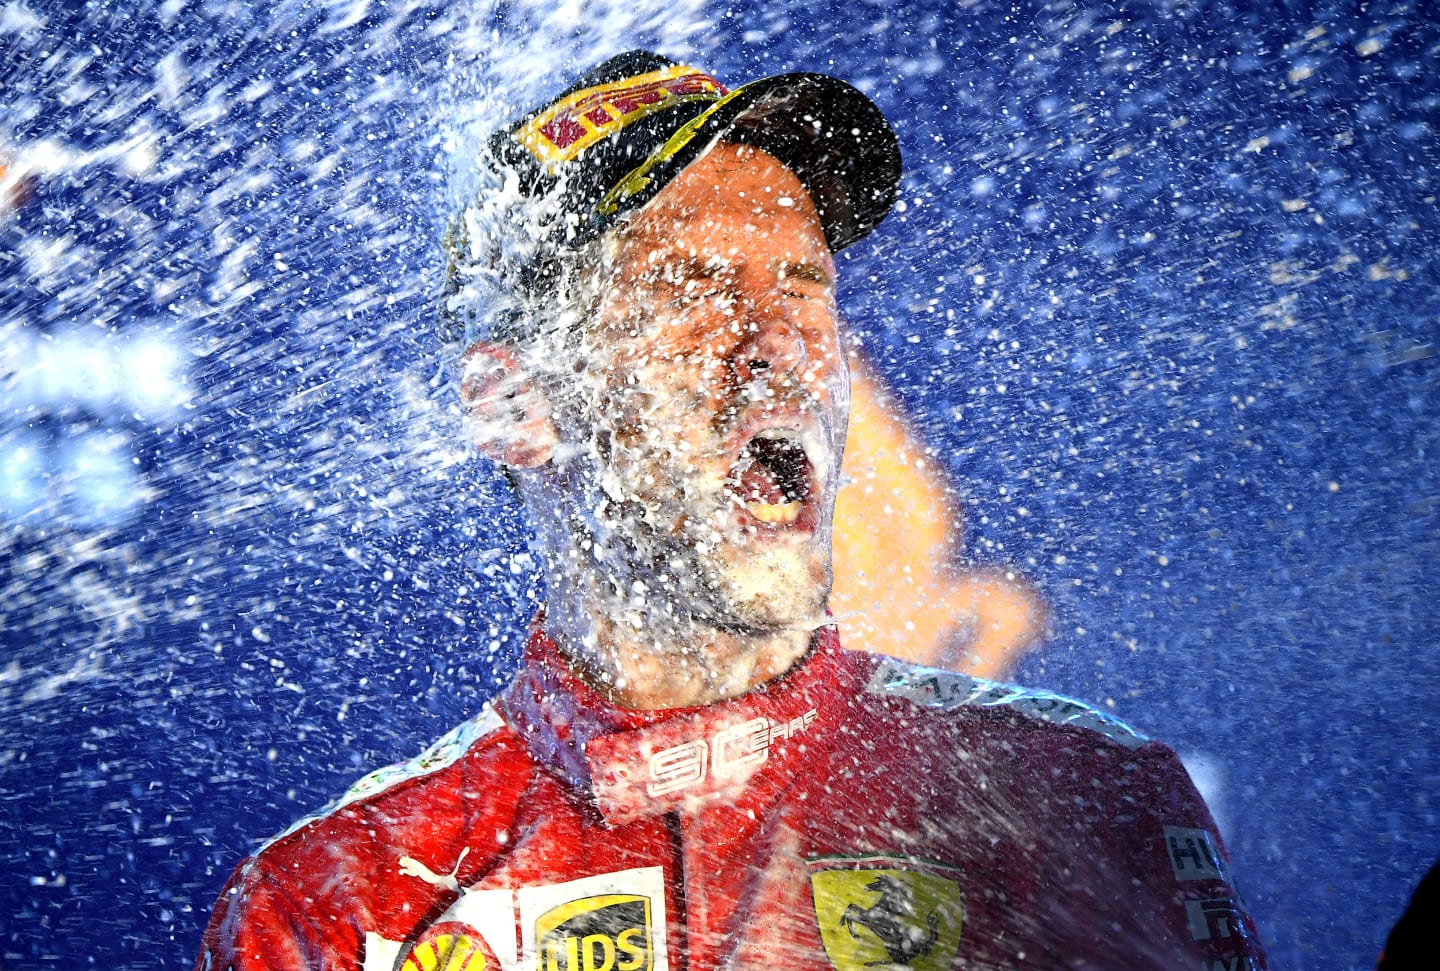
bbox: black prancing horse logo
[838,874,941,966]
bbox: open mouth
[729,430,814,527]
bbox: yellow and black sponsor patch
[534,893,654,971]
[809,860,963,970]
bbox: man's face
[560,142,847,631]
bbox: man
[197,51,1268,969]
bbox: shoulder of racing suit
[252,703,510,854]
[862,654,1150,751]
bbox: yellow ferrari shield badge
[809,858,963,970]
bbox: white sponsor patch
[365,869,665,971]
[1185,896,1243,942]
[1163,826,1232,884]
[519,866,669,971]
[437,888,520,969]
[364,931,403,971]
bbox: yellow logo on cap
[515,66,727,171]
[810,866,963,971]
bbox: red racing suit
[196,627,1268,970]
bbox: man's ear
[459,341,558,468]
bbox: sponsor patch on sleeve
[1163,826,1233,885]
[1160,827,1266,967]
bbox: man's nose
[730,297,806,384]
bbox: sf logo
[646,710,817,796]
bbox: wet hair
[439,147,596,362]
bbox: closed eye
[650,257,734,302]
[777,261,833,301]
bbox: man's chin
[704,553,833,633]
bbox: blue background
[1,0,1436,967]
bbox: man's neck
[544,593,817,710]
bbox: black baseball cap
[486,49,902,253]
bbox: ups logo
[534,893,654,971]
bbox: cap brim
[598,73,901,252]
